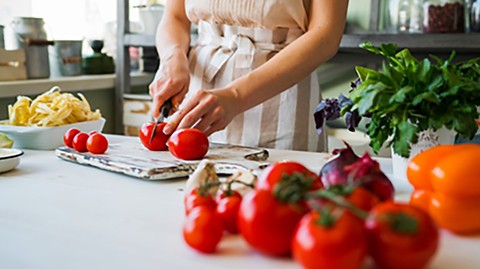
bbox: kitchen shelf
[0,72,154,98]
[124,33,155,47]
[339,33,480,53]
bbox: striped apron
[188,20,326,152]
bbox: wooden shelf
[339,33,480,53]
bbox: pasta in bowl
[0,86,106,150]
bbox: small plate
[0,148,24,173]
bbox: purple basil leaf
[338,93,353,108]
[345,110,361,131]
[314,98,341,134]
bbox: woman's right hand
[148,51,190,119]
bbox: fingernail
[163,125,172,134]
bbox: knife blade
[149,99,173,144]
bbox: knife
[149,99,173,144]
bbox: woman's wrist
[159,46,187,63]
[226,73,264,113]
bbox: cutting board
[55,140,270,180]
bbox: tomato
[365,202,439,269]
[89,131,98,135]
[237,189,303,256]
[86,133,108,154]
[183,206,223,253]
[292,211,368,269]
[184,188,216,215]
[256,161,322,191]
[64,128,80,148]
[72,132,89,152]
[346,186,381,212]
[139,122,170,151]
[215,190,242,234]
[168,128,209,160]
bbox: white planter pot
[391,127,457,193]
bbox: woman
[149,0,349,152]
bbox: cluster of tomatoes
[138,122,209,160]
[182,160,440,269]
[63,128,108,154]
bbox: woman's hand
[148,51,190,118]
[163,87,241,136]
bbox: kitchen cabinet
[115,0,480,133]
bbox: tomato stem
[273,172,317,204]
[306,189,369,220]
[316,206,337,228]
[386,212,418,234]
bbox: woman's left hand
[163,87,241,136]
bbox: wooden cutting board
[55,140,270,180]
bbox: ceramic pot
[391,127,457,192]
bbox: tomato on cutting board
[72,132,89,152]
[139,122,170,151]
[168,128,209,160]
[86,133,108,154]
[64,128,80,148]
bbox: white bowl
[0,118,106,150]
[0,148,23,173]
[327,128,371,156]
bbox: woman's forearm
[156,1,191,61]
[228,0,349,113]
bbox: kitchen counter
[0,135,479,269]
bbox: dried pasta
[7,86,102,127]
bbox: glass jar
[409,0,424,33]
[397,0,412,32]
[423,0,466,33]
[471,0,480,32]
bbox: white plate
[0,118,106,150]
[0,148,23,173]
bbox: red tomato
[365,202,439,269]
[64,128,80,148]
[237,189,303,256]
[346,187,381,212]
[168,128,209,160]
[256,161,322,191]
[72,132,89,152]
[215,190,242,234]
[183,206,223,253]
[139,122,169,151]
[292,211,368,269]
[89,131,98,135]
[86,133,108,154]
[184,188,216,215]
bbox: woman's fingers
[164,90,218,134]
[150,78,188,118]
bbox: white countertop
[0,135,479,269]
